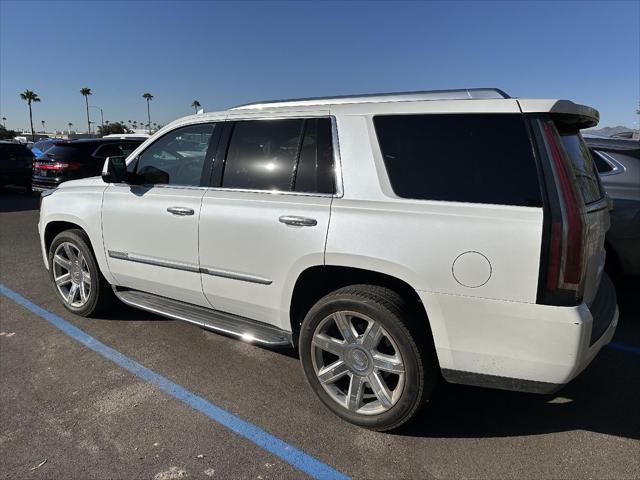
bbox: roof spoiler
[517,99,599,129]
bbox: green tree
[142,92,153,133]
[19,89,40,141]
[0,124,18,140]
[80,87,92,134]
[191,100,201,113]
[97,122,132,136]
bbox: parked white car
[38,88,618,430]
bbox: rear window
[558,132,603,204]
[374,114,543,207]
[42,144,93,162]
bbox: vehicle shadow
[95,269,640,440]
[0,187,39,212]
[396,275,640,440]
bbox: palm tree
[142,92,153,133]
[1,117,6,127]
[80,87,92,135]
[41,120,46,133]
[19,89,41,141]
[191,100,201,113]
[67,122,73,134]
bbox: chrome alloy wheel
[311,311,405,415]
[52,242,91,308]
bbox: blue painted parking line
[609,342,640,355]
[0,283,349,480]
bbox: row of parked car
[2,125,636,278]
[0,136,147,192]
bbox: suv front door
[102,122,219,307]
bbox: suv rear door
[198,114,336,330]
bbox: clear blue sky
[1,0,638,132]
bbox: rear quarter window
[374,114,543,207]
[557,132,603,204]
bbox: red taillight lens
[542,122,584,288]
[33,161,82,171]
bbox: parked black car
[0,141,35,191]
[585,136,640,276]
[32,138,145,191]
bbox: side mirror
[102,156,127,183]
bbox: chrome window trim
[115,115,344,197]
[108,250,272,285]
[593,150,626,176]
[330,115,344,197]
[206,187,334,198]
[109,183,210,191]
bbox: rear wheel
[48,229,114,316]
[299,285,437,431]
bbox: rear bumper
[421,275,619,393]
[31,176,64,192]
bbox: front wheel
[48,229,114,316]
[299,285,437,431]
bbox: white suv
[39,88,619,430]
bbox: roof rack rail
[231,88,510,110]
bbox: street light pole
[89,106,104,132]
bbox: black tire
[48,229,115,316]
[299,285,437,431]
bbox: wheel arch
[44,220,89,255]
[41,216,116,285]
[289,265,437,354]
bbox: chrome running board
[113,288,293,348]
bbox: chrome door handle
[279,215,317,227]
[167,206,194,216]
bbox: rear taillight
[538,120,586,304]
[33,161,82,171]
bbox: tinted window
[294,118,335,194]
[374,114,542,206]
[0,144,32,158]
[590,150,613,173]
[558,133,603,204]
[41,144,93,162]
[94,142,140,159]
[223,119,303,191]
[135,123,215,186]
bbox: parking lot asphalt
[1,186,639,479]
